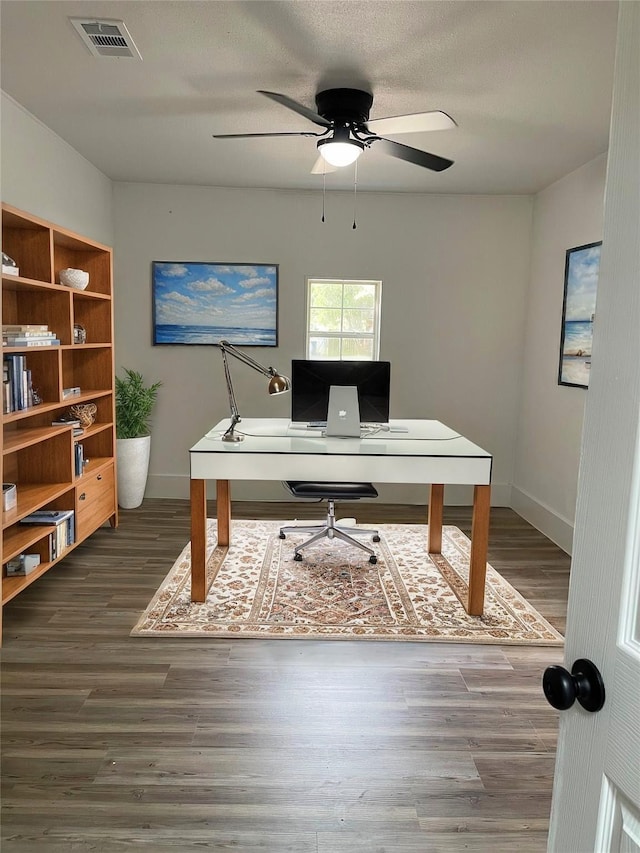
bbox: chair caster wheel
[279,532,286,539]
[373,535,381,542]
[369,555,377,564]
[294,553,303,561]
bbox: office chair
[279,481,381,564]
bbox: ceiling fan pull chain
[322,169,326,222]
[352,160,358,229]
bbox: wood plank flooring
[1,500,571,852]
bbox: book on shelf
[48,522,74,560]
[20,510,76,559]
[51,415,82,426]
[20,509,75,525]
[3,332,56,340]
[3,361,10,414]
[2,264,19,277]
[3,324,50,332]
[3,353,38,411]
[20,509,76,554]
[62,386,82,399]
[74,442,84,476]
[2,329,55,338]
[4,353,25,411]
[2,338,60,348]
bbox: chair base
[279,499,380,563]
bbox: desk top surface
[190,418,492,460]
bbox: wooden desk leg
[468,484,491,616]
[428,484,444,553]
[190,478,207,602]
[216,479,231,547]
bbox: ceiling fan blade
[371,137,454,172]
[310,155,339,175]
[257,90,332,128]
[213,131,323,139]
[366,110,457,135]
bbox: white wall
[113,182,532,503]
[1,93,113,245]
[512,155,607,553]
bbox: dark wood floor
[1,500,571,852]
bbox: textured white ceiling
[0,0,618,194]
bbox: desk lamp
[217,340,291,442]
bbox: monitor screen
[291,360,391,424]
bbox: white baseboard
[146,475,512,506]
[510,486,574,555]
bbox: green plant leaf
[115,368,162,439]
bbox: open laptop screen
[290,360,391,424]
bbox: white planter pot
[116,435,151,509]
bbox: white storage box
[6,554,41,576]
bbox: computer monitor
[291,360,391,424]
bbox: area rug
[131,520,563,644]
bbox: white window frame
[305,278,382,360]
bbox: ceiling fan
[213,88,456,174]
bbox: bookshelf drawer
[76,463,114,538]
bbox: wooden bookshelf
[1,203,118,643]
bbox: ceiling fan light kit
[318,128,365,167]
[213,87,455,175]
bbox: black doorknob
[542,658,605,713]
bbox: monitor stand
[325,385,361,437]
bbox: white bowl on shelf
[59,268,89,290]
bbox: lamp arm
[218,340,287,442]
[220,347,241,439]
[218,340,277,379]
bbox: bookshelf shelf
[3,424,72,454]
[3,522,57,563]
[1,481,73,533]
[2,560,57,605]
[1,203,118,640]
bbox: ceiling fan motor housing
[315,88,373,126]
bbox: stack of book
[19,509,75,561]
[52,413,84,437]
[3,354,34,413]
[3,324,60,348]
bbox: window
[305,278,382,360]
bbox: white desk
[190,418,493,615]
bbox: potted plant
[115,368,162,509]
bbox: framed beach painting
[558,241,601,389]
[152,261,279,346]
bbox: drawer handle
[97,474,102,481]
[79,492,86,501]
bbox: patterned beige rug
[131,520,563,644]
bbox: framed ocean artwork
[558,241,601,389]
[152,261,279,346]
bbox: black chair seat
[284,481,378,500]
[280,481,380,563]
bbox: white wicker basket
[60,268,89,290]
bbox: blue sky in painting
[153,263,277,329]
[565,245,600,321]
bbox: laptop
[325,385,361,437]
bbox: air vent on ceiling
[69,17,142,59]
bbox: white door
[547,3,640,851]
